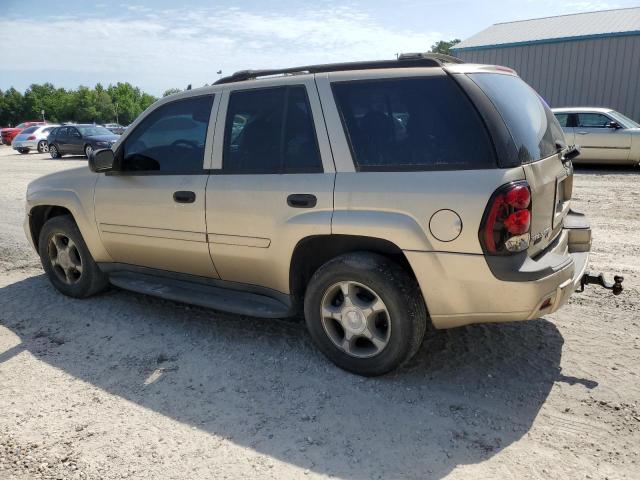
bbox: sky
[0,0,636,95]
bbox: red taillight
[505,185,530,209]
[27,135,36,140]
[504,209,530,235]
[480,181,532,255]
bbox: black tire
[304,252,428,376]
[49,144,62,159]
[38,215,108,298]
[37,140,48,153]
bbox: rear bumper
[12,140,38,150]
[406,210,591,329]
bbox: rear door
[554,112,576,145]
[575,112,631,162]
[469,72,570,256]
[205,76,335,294]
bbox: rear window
[332,76,496,171]
[21,126,39,134]
[469,73,564,163]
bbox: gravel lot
[0,144,638,479]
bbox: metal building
[452,8,640,120]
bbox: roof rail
[214,52,464,85]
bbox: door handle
[173,191,196,203]
[577,131,589,135]
[287,194,317,208]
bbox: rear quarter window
[469,73,565,163]
[331,76,496,171]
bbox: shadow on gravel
[0,274,598,479]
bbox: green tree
[0,88,25,126]
[163,88,182,97]
[429,39,461,56]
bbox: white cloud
[0,6,442,94]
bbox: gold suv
[24,54,620,376]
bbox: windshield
[77,126,113,136]
[16,123,27,129]
[609,111,640,129]
[469,73,565,164]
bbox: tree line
[0,82,160,127]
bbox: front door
[206,78,335,294]
[575,112,631,162]
[94,94,220,278]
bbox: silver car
[12,124,59,154]
[552,107,640,166]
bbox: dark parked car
[47,125,119,159]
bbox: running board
[108,271,293,318]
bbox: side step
[108,271,293,318]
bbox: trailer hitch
[579,272,624,295]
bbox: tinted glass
[578,113,611,128]
[57,127,68,137]
[332,76,495,170]
[122,95,213,173]
[223,86,322,173]
[470,73,564,163]
[554,113,569,127]
[78,125,113,136]
[21,126,39,134]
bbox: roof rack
[214,52,464,85]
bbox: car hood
[86,134,119,142]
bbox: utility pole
[115,102,119,124]
[41,109,45,122]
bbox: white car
[12,124,60,154]
[552,107,640,166]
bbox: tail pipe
[578,272,624,296]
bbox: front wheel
[37,140,49,153]
[38,215,108,298]
[304,252,428,376]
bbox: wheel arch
[289,234,423,307]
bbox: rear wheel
[37,140,49,153]
[84,144,93,159]
[304,252,427,376]
[49,144,62,159]
[38,215,108,298]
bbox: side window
[554,114,569,127]
[122,95,214,173]
[57,127,68,137]
[69,127,81,138]
[223,86,322,173]
[578,113,611,128]
[332,77,495,170]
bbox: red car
[1,121,46,145]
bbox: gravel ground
[0,144,638,479]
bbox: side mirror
[89,148,115,172]
[607,121,622,129]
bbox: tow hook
[579,272,624,295]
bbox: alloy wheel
[320,281,391,358]
[48,233,83,284]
